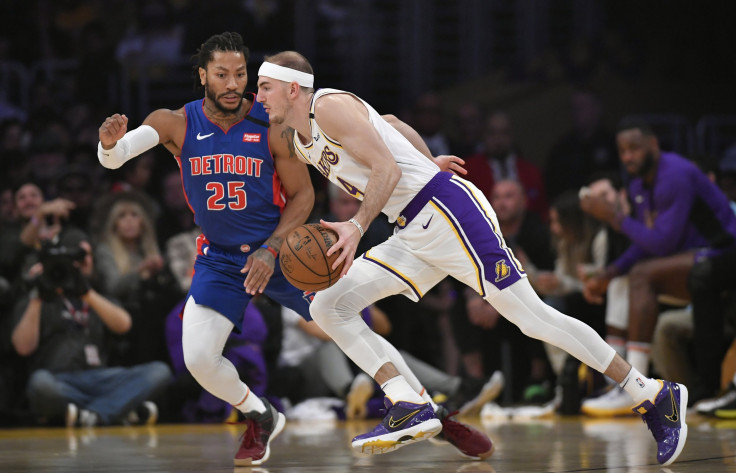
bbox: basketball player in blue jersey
[97,33,313,466]
[98,33,492,466]
[256,51,689,466]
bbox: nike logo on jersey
[197,132,215,140]
[387,409,419,429]
[314,134,320,142]
[422,215,433,229]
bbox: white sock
[381,375,425,404]
[234,387,266,414]
[620,367,661,406]
[626,342,651,375]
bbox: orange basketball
[279,223,344,292]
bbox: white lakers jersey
[293,88,439,222]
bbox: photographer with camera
[0,183,64,289]
[11,229,172,427]
[17,182,76,250]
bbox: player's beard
[205,82,245,115]
[634,150,656,178]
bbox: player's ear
[199,67,206,86]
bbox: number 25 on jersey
[206,181,247,210]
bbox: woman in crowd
[94,192,179,365]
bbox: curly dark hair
[191,32,250,89]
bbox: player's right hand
[320,218,359,278]
[241,248,276,295]
[580,194,617,225]
[99,114,129,149]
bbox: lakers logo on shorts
[495,259,511,282]
[396,215,407,228]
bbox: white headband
[258,62,314,88]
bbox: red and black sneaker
[234,398,286,466]
[433,405,495,460]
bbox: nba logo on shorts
[495,259,510,282]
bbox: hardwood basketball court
[1,414,734,472]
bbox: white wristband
[98,124,160,169]
[98,140,126,169]
[348,218,365,237]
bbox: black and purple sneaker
[351,397,442,455]
[633,380,688,466]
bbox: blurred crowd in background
[1,0,736,427]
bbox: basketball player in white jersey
[256,51,688,466]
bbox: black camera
[36,241,88,299]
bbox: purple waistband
[396,172,452,229]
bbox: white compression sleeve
[489,278,616,373]
[181,296,249,405]
[97,124,160,169]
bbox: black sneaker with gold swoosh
[633,380,688,466]
[351,397,442,455]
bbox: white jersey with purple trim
[293,88,439,223]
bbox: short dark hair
[12,179,43,198]
[192,32,250,89]
[616,117,655,136]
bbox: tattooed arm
[242,125,315,294]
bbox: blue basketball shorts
[188,236,315,332]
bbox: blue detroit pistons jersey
[177,94,285,252]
